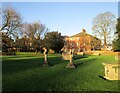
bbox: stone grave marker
[102,63,120,80]
[66,49,75,68]
[62,52,71,60]
[61,46,71,60]
[43,47,49,66]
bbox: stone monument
[61,46,71,60]
[66,49,76,68]
[43,47,49,66]
[102,52,120,80]
[62,52,71,60]
[102,63,120,80]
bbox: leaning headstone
[102,63,120,80]
[66,49,75,68]
[61,46,71,60]
[62,52,70,60]
[43,47,49,67]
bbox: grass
[2,52,120,92]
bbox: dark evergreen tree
[43,31,64,53]
[113,17,120,51]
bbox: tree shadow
[2,57,43,75]
[2,55,68,75]
[2,59,81,91]
[3,55,112,91]
[2,56,104,91]
[73,55,88,60]
[75,58,97,68]
[48,56,68,66]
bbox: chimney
[82,29,86,33]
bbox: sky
[2,2,118,36]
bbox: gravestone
[61,46,71,60]
[102,52,120,80]
[43,47,49,66]
[115,52,120,62]
[102,63,120,80]
[62,52,71,60]
[66,49,75,68]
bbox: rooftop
[70,29,90,37]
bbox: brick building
[64,29,101,53]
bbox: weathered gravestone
[102,63,120,80]
[43,47,49,66]
[102,52,120,80]
[62,52,71,60]
[61,46,72,60]
[66,49,75,68]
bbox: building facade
[64,29,101,53]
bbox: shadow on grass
[3,55,119,91]
[99,76,108,81]
[2,57,102,91]
[3,58,42,75]
[99,75,114,82]
[3,60,80,91]
[75,58,97,68]
[2,55,68,75]
[73,55,88,60]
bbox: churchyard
[1,2,120,92]
[2,52,120,92]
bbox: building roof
[70,29,90,37]
[69,29,100,40]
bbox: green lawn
[2,52,120,92]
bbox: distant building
[64,29,101,53]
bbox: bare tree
[92,12,116,50]
[1,6,22,37]
[20,22,48,52]
[21,22,47,39]
[1,7,22,53]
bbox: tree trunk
[104,31,107,50]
